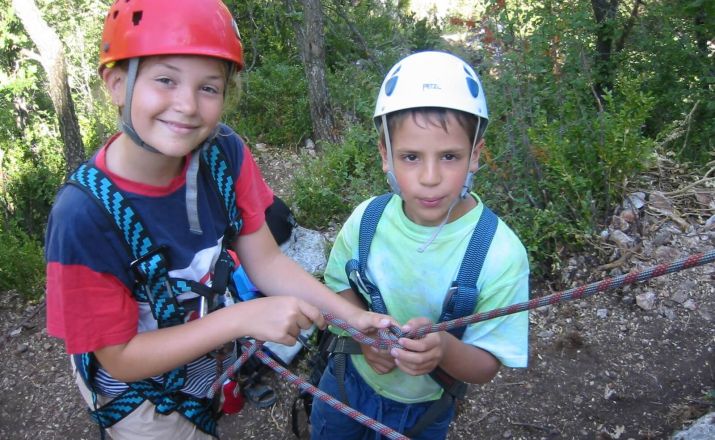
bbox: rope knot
[375,325,403,350]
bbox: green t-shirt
[324,194,529,404]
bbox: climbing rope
[207,338,410,440]
[400,248,715,340]
[240,340,410,440]
[327,249,715,346]
[211,248,715,439]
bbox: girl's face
[380,112,481,226]
[106,55,227,158]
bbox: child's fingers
[400,316,432,333]
[297,301,325,329]
[395,336,427,352]
[390,349,424,375]
[362,344,396,374]
[377,313,398,328]
[367,312,398,330]
[391,346,441,376]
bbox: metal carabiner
[348,269,370,295]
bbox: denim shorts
[309,356,455,440]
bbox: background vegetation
[1,0,712,299]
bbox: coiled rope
[210,249,715,439]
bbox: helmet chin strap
[121,58,161,154]
[382,114,401,196]
[459,117,481,199]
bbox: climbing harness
[332,192,497,437]
[67,141,242,437]
[214,248,715,440]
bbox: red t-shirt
[45,126,273,355]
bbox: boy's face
[104,55,226,158]
[380,112,482,226]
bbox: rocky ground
[0,149,713,439]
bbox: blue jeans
[310,356,455,440]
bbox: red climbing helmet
[99,0,244,71]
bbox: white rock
[624,192,646,210]
[609,230,635,248]
[280,226,328,276]
[671,412,715,440]
[636,291,657,310]
[682,299,697,311]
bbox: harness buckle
[129,245,169,284]
[130,245,170,304]
[441,284,459,315]
[327,335,362,355]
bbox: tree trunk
[286,0,339,148]
[590,0,619,104]
[13,0,85,174]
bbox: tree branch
[615,0,643,53]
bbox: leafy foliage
[465,0,700,275]
[226,0,449,148]
[0,225,45,300]
[1,3,64,242]
[628,0,715,163]
[228,57,312,147]
[291,125,387,228]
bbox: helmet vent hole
[385,76,399,96]
[132,11,143,26]
[112,11,118,19]
[466,78,479,98]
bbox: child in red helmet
[44,1,391,438]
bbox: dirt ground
[0,148,713,440]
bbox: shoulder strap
[439,205,498,339]
[67,163,185,326]
[345,193,393,313]
[200,143,242,236]
[200,142,244,308]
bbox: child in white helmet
[310,51,530,439]
[44,1,391,438]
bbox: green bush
[475,71,656,277]
[1,119,64,239]
[625,1,715,164]
[228,58,312,148]
[0,225,45,301]
[291,125,387,228]
[529,74,656,228]
[328,62,382,126]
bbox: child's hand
[347,311,395,335]
[391,317,446,376]
[360,330,397,374]
[242,296,324,345]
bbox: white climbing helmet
[373,51,489,200]
[373,51,489,127]
[373,52,489,250]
